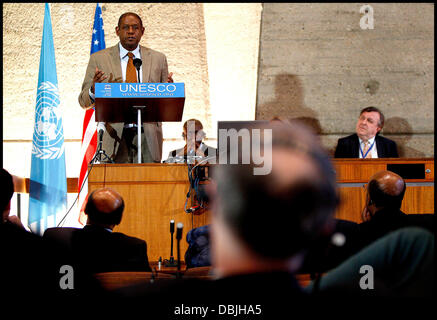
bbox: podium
[94,82,185,123]
[94,82,185,163]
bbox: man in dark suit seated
[302,170,434,273]
[44,187,151,273]
[1,168,104,307]
[334,106,398,158]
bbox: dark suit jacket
[301,212,434,273]
[2,223,106,309]
[334,133,399,158]
[44,225,151,273]
[357,209,434,250]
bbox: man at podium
[79,12,174,163]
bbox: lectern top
[95,82,185,98]
[94,82,185,123]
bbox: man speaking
[79,12,173,163]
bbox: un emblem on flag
[32,81,65,159]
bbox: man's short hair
[1,168,14,211]
[118,12,143,28]
[84,190,124,226]
[183,119,203,131]
[360,106,385,128]
[211,121,339,259]
[368,178,406,210]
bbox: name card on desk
[95,83,185,98]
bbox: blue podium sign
[95,83,185,98]
[94,82,185,123]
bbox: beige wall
[2,3,262,178]
[2,3,262,225]
[3,3,434,178]
[256,3,434,157]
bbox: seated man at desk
[334,106,398,158]
[165,119,217,163]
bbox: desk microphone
[170,219,175,234]
[176,223,183,277]
[164,220,177,267]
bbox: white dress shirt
[358,136,378,158]
[89,43,143,101]
[118,43,143,82]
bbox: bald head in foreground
[85,187,125,229]
[362,170,406,222]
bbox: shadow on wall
[256,73,326,145]
[383,117,425,158]
[256,73,321,130]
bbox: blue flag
[29,3,67,235]
[91,3,106,55]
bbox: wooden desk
[85,158,434,261]
[334,158,434,222]
[88,163,208,262]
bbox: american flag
[78,3,106,225]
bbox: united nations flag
[29,3,67,235]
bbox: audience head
[116,12,145,51]
[85,188,125,229]
[1,168,14,223]
[366,170,406,212]
[209,121,339,275]
[356,106,384,141]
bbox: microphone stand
[176,223,183,278]
[91,129,113,164]
[132,58,144,164]
[164,220,178,267]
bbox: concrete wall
[2,3,261,177]
[256,3,434,157]
[2,3,262,225]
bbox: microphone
[90,122,112,163]
[133,58,142,70]
[97,122,105,142]
[169,219,175,261]
[176,223,183,276]
[133,58,142,82]
[164,220,177,267]
[170,219,175,234]
[176,222,183,241]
